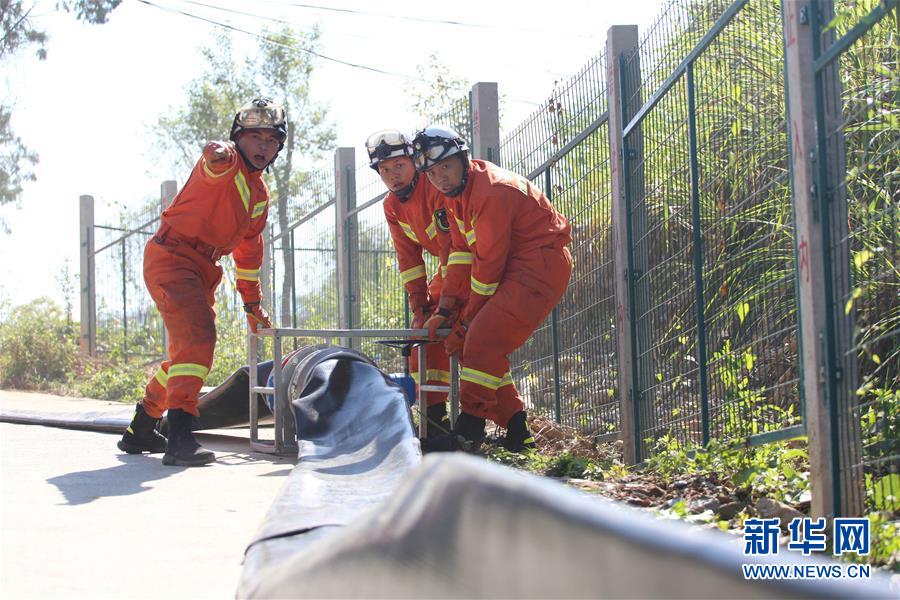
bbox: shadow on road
[47,454,186,505]
[47,434,295,505]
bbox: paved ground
[0,391,295,598]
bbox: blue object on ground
[387,373,416,407]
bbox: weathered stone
[688,497,721,514]
[756,497,805,526]
[718,501,745,520]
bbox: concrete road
[0,392,295,599]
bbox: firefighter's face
[237,129,282,170]
[424,155,464,194]
[376,156,416,192]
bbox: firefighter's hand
[410,306,431,332]
[244,302,272,333]
[424,311,449,341]
[202,141,234,172]
[444,320,468,356]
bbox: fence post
[471,82,500,164]
[335,147,360,347]
[782,0,861,519]
[79,194,96,356]
[606,25,642,465]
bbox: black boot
[420,411,485,453]
[162,409,215,467]
[503,411,536,452]
[455,412,486,446]
[425,402,451,439]
[117,402,167,454]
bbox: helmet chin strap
[444,154,470,198]
[396,170,419,201]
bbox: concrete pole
[79,195,96,356]
[160,181,177,358]
[782,0,861,518]
[606,25,641,465]
[471,82,500,164]
[334,147,360,348]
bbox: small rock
[688,497,721,514]
[626,496,652,507]
[756,497,805,526]
[718,501,745,520]
[664,497,684,509]
[673,480,689,490]
[716,493,733,505]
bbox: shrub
[0,297,78,389]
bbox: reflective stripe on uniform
[154,367,168,388]
[399,221,419,243]
[426,220,437,239]
[234,171,251,212]
[236,267,260,282]
[251,201,267,218]
[411,369,452,384]
[465,229,476,246]
[471,276,499,296]
[448,251,473,266]
[460,367,503,390]
[500,371,514,387]
[203,161,231,179]
[401,264,427,284]
[168,363,210,381]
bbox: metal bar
[420,385,449,392]
[623,0,748,139]
[686,63,710,446]
[746,425,807,447]
[121,238,128,361]
[273,333,286,453]
[812,0,897,72]
[546,169,562,424]
[93,224,155,235]
[810,0,843,518]
[269,199,335,244]
[620,52,643,464]
[248,332,260,446]
[255,327,441,338]
[418,344,427,438]
[251,387,276,394]
[290,228,297,335]
[450,354,459,423]
[525,112,610,181]
[93,216,161,254]
[346,192,387,218]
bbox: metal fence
[500,53,618,437]
[621,0,803,461]
[79,0,897,517]
[811,0,898,518]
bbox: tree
[152,26,336,321]
[408,53,472,137]
[0,0,122,223]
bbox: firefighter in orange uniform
[366,129,466,439]
[415,126,573,452]
[117,98,284,466]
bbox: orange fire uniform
[441,159,572,426]
[383,177,462,405]
[141,144,269,418]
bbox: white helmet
[365,129,415,171]
[412,125,469,172]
